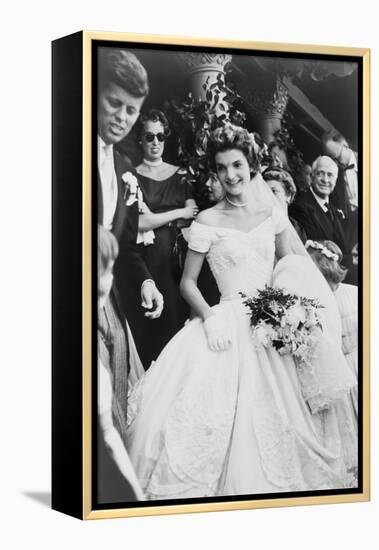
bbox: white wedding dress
[126,207,357,500]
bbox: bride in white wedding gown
[126,125,357,500]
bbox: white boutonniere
[122,171,139,206]
[336,209,345,220]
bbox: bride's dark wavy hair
[207,124,259,175]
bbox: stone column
[239,75,289,144]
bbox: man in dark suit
[289,155,348,258]
[97,48,163,503]
[321,131,358,284]
[97,47,163,318]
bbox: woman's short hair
[98,48,149,98]
[263,166,297,204]
[207,124,259,174]
[138,109,170,139]
[98,225,119,280]
[306,239,347,285]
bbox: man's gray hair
[311,155,338,175]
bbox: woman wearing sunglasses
[133,109,199,368]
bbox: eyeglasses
[143,132,167,143]
[315,170,336,179]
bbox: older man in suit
[289,155,348,258]
[321,131,359,284]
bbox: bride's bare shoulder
[196,205,224,227]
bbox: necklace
[143,158,163,167]
[225,195,250,208]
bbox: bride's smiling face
[215,149,251,197]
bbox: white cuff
[141,279,155,290]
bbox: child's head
[98,226,119,308]
[306,239,347,288]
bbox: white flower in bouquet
[241,285,324,365]
[307,307,321,328]
[296,343,307,356]
[122,171,139,206]
[279,315,287,328]
[308,325,323,342]
[269,300,281,315]
[286,302,306,327]
[254,322,277,347]
[280,326,292,341]
[278,343,292,355]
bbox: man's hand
[141,280,164,319]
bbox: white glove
[203,314,232,352]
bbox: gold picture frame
[52,30,370,520]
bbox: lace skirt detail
[126,300,358,500]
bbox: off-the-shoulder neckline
[192,215,273,235]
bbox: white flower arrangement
[122,171,139,206]
[336,208,346,220]
[241,286,324,367]
[121,170,155,245]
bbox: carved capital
[240,76,289,120]
[178,52,232,75]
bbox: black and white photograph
[94,39,366,512]
[5,0,379,541]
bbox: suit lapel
[98,148,139,246]
[97,170,104,226]
[305,190,346,253]
[112,151,128,241]
[328,205,346,253]
[97,147,127,237]
[305,190,335,237]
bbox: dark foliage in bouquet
[164,73,248,210]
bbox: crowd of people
[97,47,359,503]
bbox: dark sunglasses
[143,132,166,143]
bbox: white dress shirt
[97,136,156,293]
[344,151,358,211]
[98,136,118,230]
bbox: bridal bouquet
[240,286,324,366]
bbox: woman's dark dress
[131,170,194,369]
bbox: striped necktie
[324,203,334,223]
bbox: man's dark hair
[98,48,149,98]
[137,109,171,140]
[321,129,346,147]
